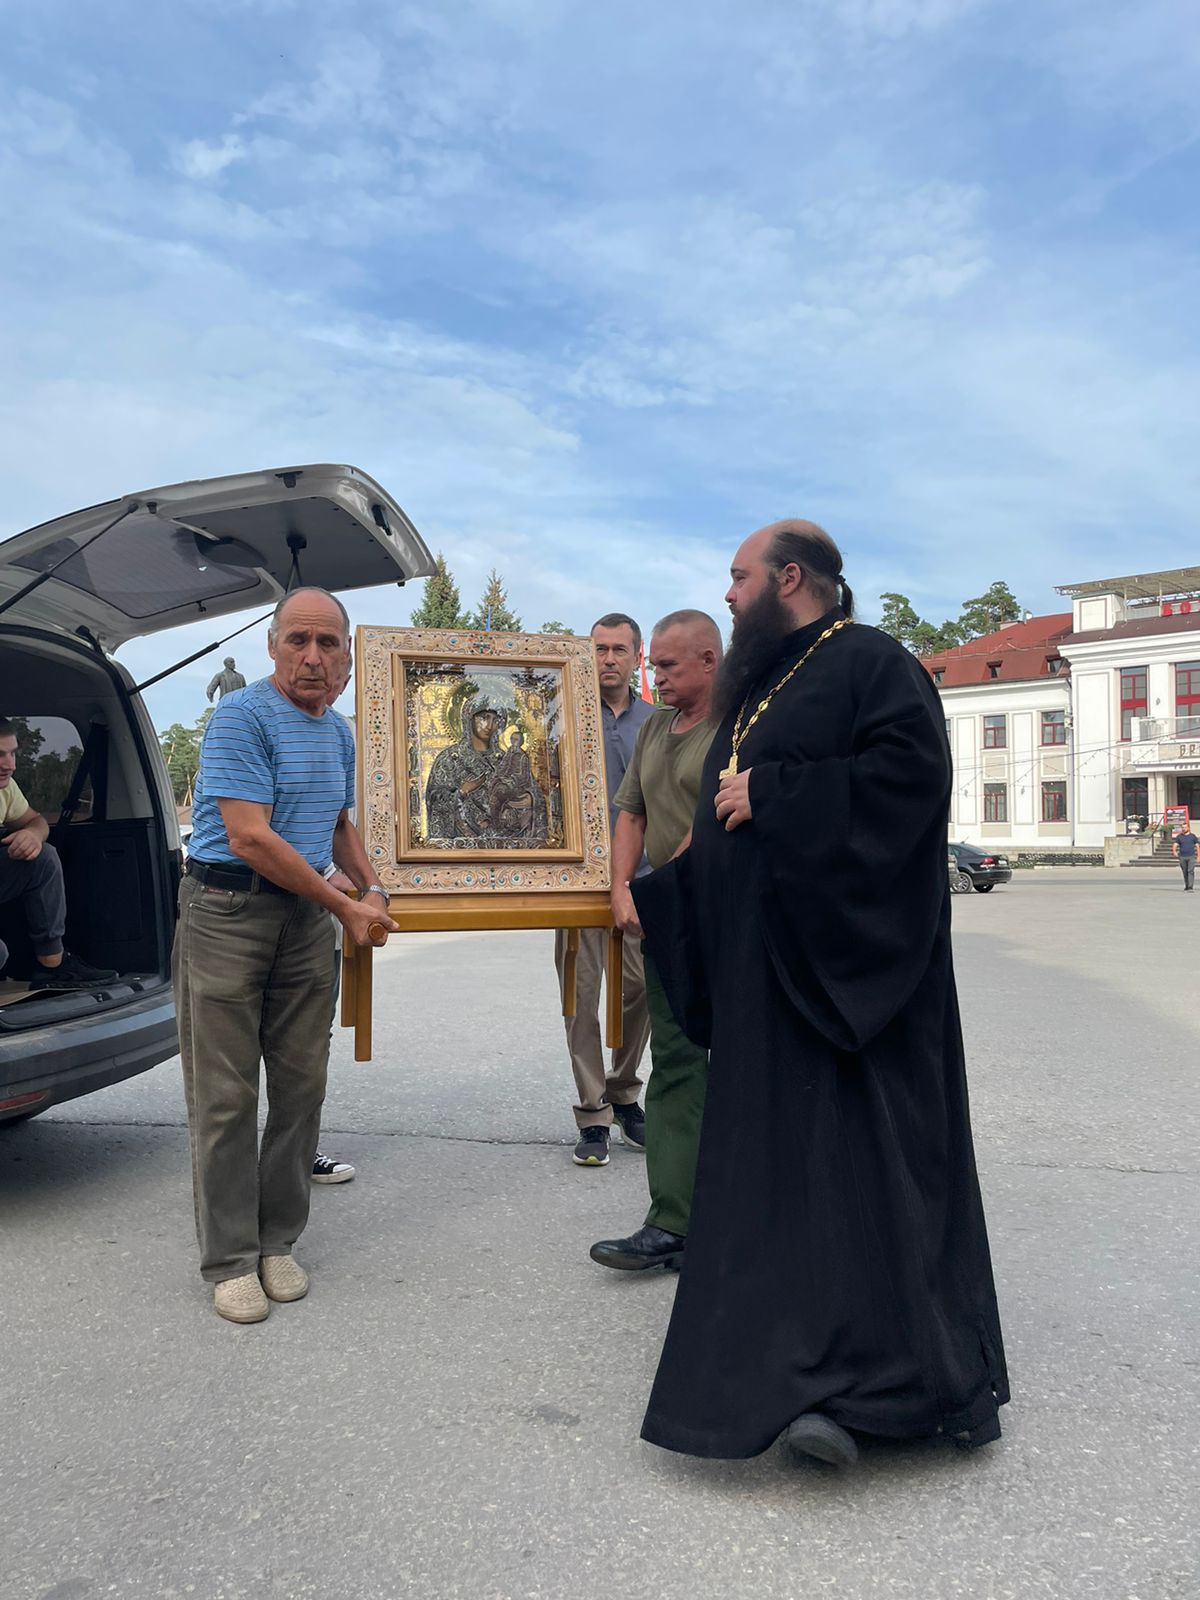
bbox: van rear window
[7,715,90,820]
[13,514,259,619]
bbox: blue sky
[1,0,1197,732]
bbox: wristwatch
[363,882,389,901]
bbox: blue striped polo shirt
[189,677,356,871]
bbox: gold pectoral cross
[719,756,738,779]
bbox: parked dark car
[948,841,1013,893]
[0,463,433,1125]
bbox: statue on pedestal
[206,656,247,704]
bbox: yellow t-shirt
[0,777,30,827]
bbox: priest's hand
[715,769,753,831]
[611,882,644,938]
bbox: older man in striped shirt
[175,587,396,1324]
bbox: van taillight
[0,1090,48,1113]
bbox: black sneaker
[611,1102,646,1151]
[573,1126,610,1166]
[312,1152,356,1184]
[29,951,119,990]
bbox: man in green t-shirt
[589,611,721,1272]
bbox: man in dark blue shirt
[1172,823,1197,890]
[554,613,654,1168]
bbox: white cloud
[833,0,988,36]
[1,0,1198,727]
[175,134,247,180]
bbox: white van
[0,464,433,1124]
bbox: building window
[1046,657,1064,675]
[987,661,1002,679]
[983,714,1007,749]
[1120,666,1147,741]
[983,783,1008,822]
[932,669,944,685]
[1176,660,1200,734]
[1041,709,1066,745]
[1041,781,1068,822]
[1122,776,1148,822]
[944,718,951,743]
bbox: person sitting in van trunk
[0,717,118,990]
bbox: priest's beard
[713,578,797,723]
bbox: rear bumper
[0,986,177,1121]
[970,868,1013,885]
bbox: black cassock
[632,609,1009,1458]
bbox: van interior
[0,626,178,1031]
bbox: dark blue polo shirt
[602,692,654,875]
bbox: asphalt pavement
[2,870,1197,1599]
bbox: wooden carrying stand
[340,891,623,1063]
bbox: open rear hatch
[0,464,433,1036]
[0,463,434,647]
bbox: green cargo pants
[642,946,708,1239]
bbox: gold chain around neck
[719,617,852,778]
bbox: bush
[1010,851,1105,868]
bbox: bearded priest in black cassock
[631,520,1009,1469]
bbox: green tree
[409,552,469,629]
[468,569,522,632]
[911,619,965,657]
[7,716,45,774]
[159,708,213,805]
[539,620,572,635]
[878,581,1021,656]
[878,593,923,649]
[955,581,1022,641]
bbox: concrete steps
[1124,841,1179,867]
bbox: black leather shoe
[784,1414,858,1470]
[589,1225,685,1271]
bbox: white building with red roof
[922,567,1200,852]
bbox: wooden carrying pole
[340,892,622,1064]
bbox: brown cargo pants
[174,875,336,1283]
[553,927,651,1128]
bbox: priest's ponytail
[766,520,853,619]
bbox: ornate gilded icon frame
[355,626,612,896]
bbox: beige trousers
[174,876,335,1283]
[554,927,651,1128]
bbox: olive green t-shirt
[613,709,716,869]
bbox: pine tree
[956,581,1022,641]
[468,569,522,632]
[160,721,202,804]
[409,553,468,629]
[539,620,571,635]
[878,593,922,648]
[910,620,964,656]
[878,582,1020,656]
[158,708,215,805]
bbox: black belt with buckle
[185,858,292,896]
